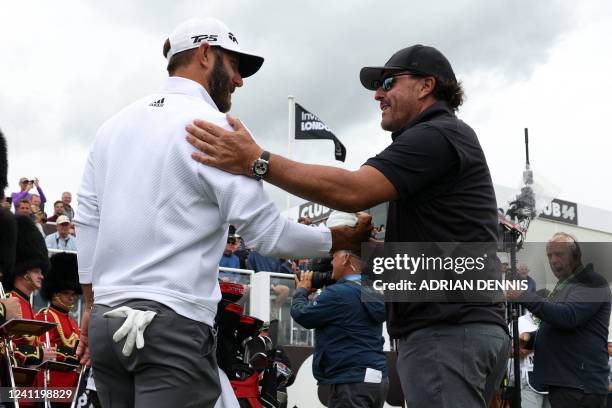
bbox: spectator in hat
[35,252,82,403]
[291,248,388,408]
[10,177,47,213]
[45,215,77,251]
[62,191,75,220]
[219,234,240,269]
[47,200,65,223]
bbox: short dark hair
[432,77,464,112]
[54,200,63,207]
[163,38,197,76]
[19,199,30,206]
[163,40,225,76]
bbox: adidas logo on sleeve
[149,97,165,107]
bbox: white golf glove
[326,211,358,228]
[104,306,157,357]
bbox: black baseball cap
[360,44,456,91]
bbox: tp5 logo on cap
[191,34,218,44]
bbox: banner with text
[294,102,346,162]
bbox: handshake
[328,211,374,255]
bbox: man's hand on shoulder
[186,115,261,176]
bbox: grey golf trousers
[396,322,510,408]
[89,300,220,408]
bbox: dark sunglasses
[380,72,418,92]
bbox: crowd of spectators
[3,176,77,251]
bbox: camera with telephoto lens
[295,257,335,289]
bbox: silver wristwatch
[252,150,270,180]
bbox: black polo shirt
[365,101,506,338]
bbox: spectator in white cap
[45,215,76,251]
[74,16,372,408]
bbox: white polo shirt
[75,77,331,326]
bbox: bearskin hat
[2,215,49,291]
[41,252,81,301]
[0,209,17,284]
[0,129,16,287]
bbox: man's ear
[343,253,352,267]
[418,76,436,99]
[196,42,213,68]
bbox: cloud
[0,0,608,214]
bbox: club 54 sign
[299,202,332,223]
[540,198,578,225]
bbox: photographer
[10,177,46,213]
[291,250,388,408]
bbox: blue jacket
[219,253,240,269]
[521,263,611,394]
[291,275,387,384]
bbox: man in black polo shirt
[185,44,509,407]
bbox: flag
[294,102,346,162]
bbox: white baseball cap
[166,18,264,78]
[56,215,70,225]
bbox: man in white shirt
[74,17,370,408]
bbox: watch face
[254,160,268,176]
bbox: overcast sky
[1,0,610,216]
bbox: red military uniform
[7,289,44,366]
[35,304,80,389]
[7,289,44,407]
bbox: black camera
[295,257,335,289]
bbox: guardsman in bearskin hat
[0,129,25,392]
[3,215,57,369]
[35,252,81,404]
[0,129,21,324]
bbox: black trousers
[548,386,606,408]
[327,378,389,408]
